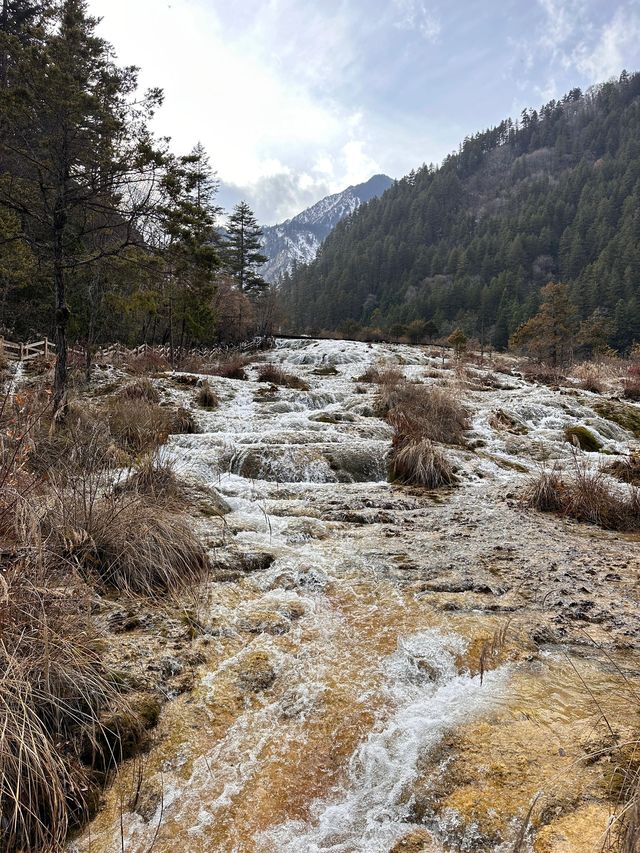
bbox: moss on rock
[564,425,603,452]
[594,400,640,438]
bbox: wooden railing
[0,335,274,364]
[0,337,55,362]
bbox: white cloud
[572,6,640,80]
[392,0,441,42]
[87,0,382,222]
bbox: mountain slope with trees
[279,72,640,351]
[261,174,392,283]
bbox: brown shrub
[196,381,219,408]
[124,350,171,375]
[521,362,565,386]
[622,378,640,401]
[208,353,250,380]
[117,378,160,404]
[380,383,469,446]
[389,436,455,488]
[355,366,404,385]
[108,398,172,454]
[525,462,640,531]
[256,364,309,390]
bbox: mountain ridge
[261,174,393,283]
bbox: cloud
[392,0,441,42]
[88,0,384,223]
[572,6,640,80]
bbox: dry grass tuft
[172,406,199,434]
[355,365,404,385]
[389,434,455,488]
[256,364,309,390]
[379,382,469,446]
[196,381,219,408]
[117,378,160,404]
[116,453,185,506]
[208,354,250,380]
[108,397,172,454]
[606,455,640,486]
[525,462,640,531]
[0,561,117,850]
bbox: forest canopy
[278,72,640,352]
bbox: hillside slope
[261,174,392,283]
[279,72,640,350]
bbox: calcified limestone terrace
[72,339,640,853]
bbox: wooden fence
[0,335,274,365]
[0,337,55,362]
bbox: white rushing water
[255,630,509,853]
[71,337,640,853]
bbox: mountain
[261,174,393,283]
[279,72,640,352]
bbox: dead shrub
[196,381,219,408]
[380,382,469,446]
[525,462,640,531]
[208,353,249,380]
[124,350,170,375]
[622,378,640,401]
[107,397,172,454]
[117,378,160,404]
[521,362,565,386]
[355,365,404,385]
[172,373,200,386]
[256,364,309,390]
[389,435,455,488]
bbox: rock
[235,650,276,691]
[195,484,232,516]
[237,609,291,635]
[389,829,437,852]
[134,778,163,822]
[238,552,275,573]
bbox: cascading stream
[71,338,640,853]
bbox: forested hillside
[279,72,640,351]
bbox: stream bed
[72,338,640,853]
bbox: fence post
[19,342,24,360]
[44,337,49,358]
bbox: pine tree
[0,0,165,408]
[223,201,268,294]
[509,282,576,366]
[159,143,221,356]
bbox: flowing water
[73,339,640,853]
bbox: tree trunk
[0,0,8,89]
[52,196,68,412]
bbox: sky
[87,0,640,225]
